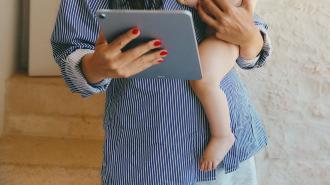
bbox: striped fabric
[51,0,272,184]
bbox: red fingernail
[160,51,168,56]
[154,40,162,47]
[158,59,165,63]
[132,27,140,35]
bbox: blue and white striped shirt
[51,0,272,184]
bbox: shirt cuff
[236,25,272,70]
[236,54,261,69]
[63,49,112,98]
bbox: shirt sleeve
[65,49,112,97]
[236,13,272,70]
[50,0,110,98]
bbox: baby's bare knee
[204,36,239,55]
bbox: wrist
[239,27,264,60]
[81,53,105,84]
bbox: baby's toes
[207,161,213,171]
[200,161,206,172]
[210,162,215,170]
[199,159,203,170]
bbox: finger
[202,0,225,19]
[125,49,168,69]
[213,0,232,12]
[242,0,255,13]
[96,31,108,45]
[121,50,167,78]
[215,32,225,41]
[197,2,219,29]
[120,39,164,63]
[131,57,165,76]
[109,26,141,51]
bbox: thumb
[96,31,108,45]
[242,0,254,14]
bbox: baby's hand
[176,0,199,8]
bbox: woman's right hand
[81,27,168,84]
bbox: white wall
[240,0,330,184]
[0,0,20,136]
[29,0,61,76]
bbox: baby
[177,0,256,171]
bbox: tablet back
[97,10,202,80]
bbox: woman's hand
[81,27,168,84]
[197,0,263,60]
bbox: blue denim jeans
[195,157,258,185]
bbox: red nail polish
[132,27,140,35]
[154,40,162,47]
[158,59,165,63]
[160,51,168,56]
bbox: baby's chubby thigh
[197,35,239,83]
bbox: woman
[51,0,271,185]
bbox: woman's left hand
[197,0,264,59]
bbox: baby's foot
[199,134,235,172]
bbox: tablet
[96,9,202,80]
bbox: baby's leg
[189,35,239,172]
